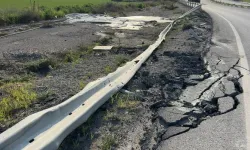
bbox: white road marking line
[214,12,250,150]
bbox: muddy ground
[58,9,217,150]
[0,2,189,133]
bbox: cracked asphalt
[158,1,250,150]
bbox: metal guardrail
[0,4,201,150]
[179,0,201,7]
[210,0,250,8]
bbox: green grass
[243,0,250,2]
[0,0,111,9]
[0,0,156,26]
[0,82,37,121]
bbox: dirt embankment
[0,2,187,134]
[59,8,214,150]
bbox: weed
[115,56,129,67]
[80,115,94,136]
[44,9,64,20]
[0,74,33,87]
[0,83,37,121]
[101,134,116,150]
[81,125,90,136]
[104,110,119,121]
[64,51,81,63]
[117,95,139,109]
[104,65,113,74]
[37,90,56,101]
[79,80,86,89]
[72,140,80,149]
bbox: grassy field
[0,0,154,26]
[243,0,250,2]
[0,0,111,9]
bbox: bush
[137,3,146,9]
[44,9,57,20]
[55,10,65,18]
[5,13,19,24]
[18,10,43,23]
[0,16,5,26]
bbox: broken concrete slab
[161,126,190,140]
[188,74,205,81]
[93,46,113,51]
[221,78,237,95]
[179,73,224,103]
[158,107,187,123]
[218,97,235,113]
[65,14,172,30]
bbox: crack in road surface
[123,9,245,150]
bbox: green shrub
[55,10,65,18]
[5,13,19,24]
[137,3,146,9]
[44,9,57,20]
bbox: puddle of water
[65,13,173,30]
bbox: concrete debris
[158,107,188,123]
[161,126,190,140]
[218,97,235,114]
[65,14,173,30]
[93,46,113,51]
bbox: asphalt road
[215,0,250,6]
[158,1,250,150]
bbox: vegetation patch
[0,0,158,26]
[101,134,117,150]
[162,1,178,10]
[0,74,33,86]
[104,110,120,121]
[25,58,58,74]
[104,65,114,74]
[59,92,141,149]
[0,32,7,36]
[115,55,129,67]
[0,83,37,121]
